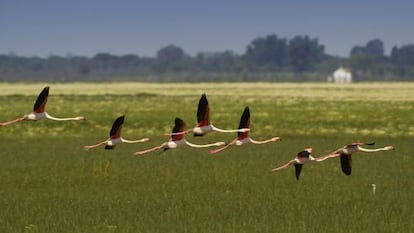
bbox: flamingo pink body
[209,106,281,154]
[134,117,225,156]
[272,142,395,179]
[164,94,250,137]
[0,86,85,127]
[83,115,150,150]
[271,148,322,180]
[320,142,395,176]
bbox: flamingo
[0,86,85,126]
[164,94,250,137]
[83,115,150,150]
[133,117,225,156]
[209,106,281,154]
[271,147,334,180]
[319,142,395,176]
[192,93,250,136]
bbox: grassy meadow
[0,82,413,233]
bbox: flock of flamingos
[0,86,395,180]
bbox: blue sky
[1,0,413,58]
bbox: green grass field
[0,83,413,233]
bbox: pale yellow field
[1,82,413,101]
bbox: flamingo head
[385,145,395,150]
[271,137,281,142]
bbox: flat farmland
[0,82,412,233]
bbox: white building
[328,67,352,83]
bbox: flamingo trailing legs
[209,106,281,154]
[0,86,85,126]
[192,93,250,136]
[134,117,225,156]
[320,142,395,176]
[271,147,336,180]
[83,115,150,150]
[164,93,250,137]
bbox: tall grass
[0,83,412,232]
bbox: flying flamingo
[164,94,250,137]
[271,147,334,180]
[319,142,395,176]
[192,93,250,136]
[133,117,225,156]
[209,106,281,154]
[0,86,85,126]
[83,115,150,150]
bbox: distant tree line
[1,35,414,82]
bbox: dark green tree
[194,50,241,72]
[391,44,414,65]
[244,34,288,69]
[154,44,187,72]
[390,44,414,79]
[350,38,384,57]
[287,35,325,72]
[349,39,386,80]
[156,45,185,63]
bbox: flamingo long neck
[249,138,271,144]
[44,112,83,121]
[121,138,149,143]
[249,137,279,145]
[357,146,392,152]
[211,124,249,133]
[184,139,224,148]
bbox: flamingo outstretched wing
[294,149,312,180]
[109,115,124,138]
[209,107,249,154]
[272,148,312,180]
[237,106,250,139]
[104,115,125,150]
[196,94,210,127]
[134,117,186,155]
[171,117,186,141]
[33,86,49,113]
[294,164,303,180]
[163,117,186,152]
[340,154,352,175]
